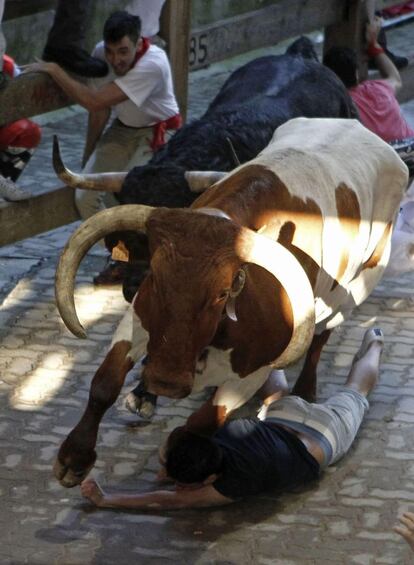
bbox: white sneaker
[0,175,30,201]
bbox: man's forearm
[45,62,103,111]
[99,489,193,510]
[81,478,231,510]
[374,52,402,90]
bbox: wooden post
[160,0,191,122]
[324,0,369,80]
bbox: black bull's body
[52,45,366,488]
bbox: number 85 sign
[189,33,208,68]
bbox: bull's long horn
[53,135,127,192]
[237,228,315,367]
[185,171,227,193]
[55,204,154,338]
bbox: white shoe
[0,175,30,201]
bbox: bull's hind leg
[291,329,331,402]
[54,306,145,487]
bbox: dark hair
[165,429,223,484]
[323,46,358,88]
[103,11,142,44]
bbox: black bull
[97,39,358,302]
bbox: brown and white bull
[54,118,408,487]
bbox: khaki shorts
[265,388,369,468]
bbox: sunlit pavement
[2,27,414,565]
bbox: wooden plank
[160,0,191,121]
[188,0,345,71]
[0,72,73,127]
[4,0,56,20]
[0,186,79,247]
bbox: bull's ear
[229,268,246,298]
[226,268,246,322]
[111,240,130,262]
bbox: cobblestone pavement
[2,26,414,565]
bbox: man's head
[103,11,142,76]
[164,427,223,485]
[323,46,358,88]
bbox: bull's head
[55,205,315,398]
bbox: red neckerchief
[134,37,151,66]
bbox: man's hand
[20,58,58,76]
[80,478,106,507]
[366,15,382,47]
[394,511,414,551]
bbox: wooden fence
[0,0,412,246]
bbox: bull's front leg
[186,350,270,435]
[54,306,145,487]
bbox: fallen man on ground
[80,328,384,510]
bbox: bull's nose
[145,374,193,399]
[148,382,192,399]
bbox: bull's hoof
[53,448,97,488]
[125,390,157,420]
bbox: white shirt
[91,42,179,128]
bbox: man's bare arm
[366,18,402,92]
[81,478,233,510]
[22,61,128,111]
[82,108,111,167]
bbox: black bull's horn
[55,206,315,367]
[53,135,127,192]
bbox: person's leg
[75,121,141,220]
[257,369,289,405]
[345,327,384,396]
[317,327,384,464]
[78,122,153,285]
[0,119,41,181]
[43,0,108,78]
[256,369,290,421]
[264,328,384,466]
[0,119,41,201]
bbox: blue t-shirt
[213,418,320,499]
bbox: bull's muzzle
[144,371,193,399]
